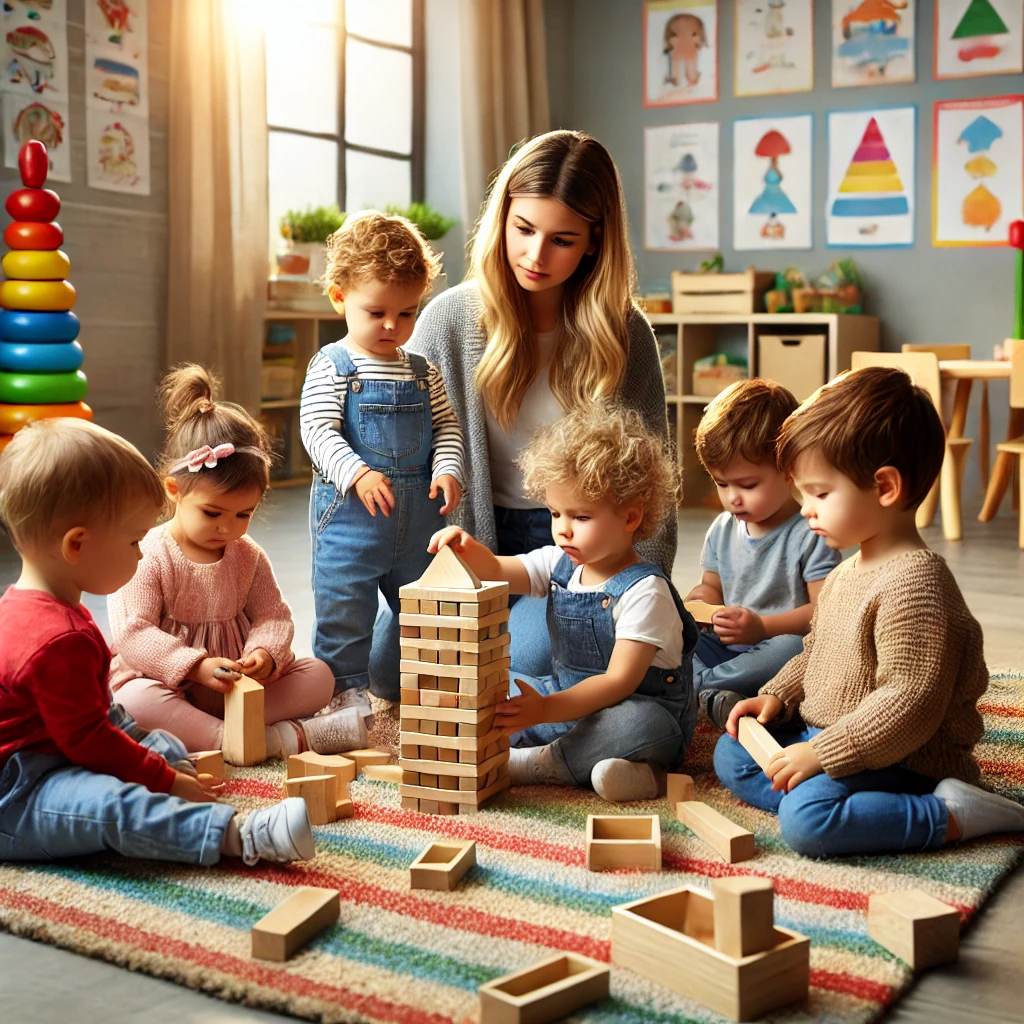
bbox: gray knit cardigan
[407,280,678,574]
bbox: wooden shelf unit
[260,309,345,488]
[650,313,880,507]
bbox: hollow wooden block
[667,773,695,806]
[586,815,661,872]
[868,890,960,970]
[737,716,784,774]
[188,750,226,778]
[251,887,340,962]
[409,839,476,891]
[348,749,392,774]
[676,801,755,863]
[478,952,610,1024]
[713,877,776,958]
[283,773,337,825]
[222,677,265,766]
[287,751,356,788]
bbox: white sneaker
[933,778,1024,841]
[317,686,371,717]
[302,705,369,754]
[591,759,666,802]
[238,797,315,866]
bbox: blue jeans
[694,631,805,697]
[0,715,235,864]
[495,504,553,678]
[510,675,694,787]
[713,723,949,858]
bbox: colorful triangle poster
[831,117,909,217]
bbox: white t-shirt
[485,330,561,509]
[516,545,683,669]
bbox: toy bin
[757,334,826,402]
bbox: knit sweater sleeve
[242,543,296,678]
[809,568,960,778]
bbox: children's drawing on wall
[934,95,1023,246]
[645,121,719,251]
[935,0,1024,79]
[734,114,812,250]
[831,0,916,87]
[85,0,147,62]
[1,90,68,179]
[734,0,813,96]
[644,0,718,106]
[1,16,67,99]
[827,106,916,247]
[86,107,149,195]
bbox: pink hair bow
[170,443,236,475]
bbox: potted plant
[385,202,457,241]
[278,204,346,280]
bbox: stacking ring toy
[0,341,83,373]
[0,280,76,311]
[4,221,63,250]
[0,370,88,404]
[5,187,60,222]
[0,434,11,453]
[0,310,81,343]
[0,401,92,433]
[2,249,70,281]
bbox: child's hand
[725,694,783,738]
[428,524,477,555]
[239,648,274,681]
[354,469,395,518]
[192,657,244,693]
[494,680,546,735]
[169,770,222,803]
[713,606,766,646]
[767,741,822,793]
[430,474,462,515]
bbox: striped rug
[1,672,1022,1024]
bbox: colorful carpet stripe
[1,672,1022,1024]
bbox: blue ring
[0,310,81,343]
[0,340,84,373]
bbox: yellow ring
[0,434,12,453]
[1,249,71,281]
[0,280,77,312]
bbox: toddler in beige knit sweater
[714,366,1024,857]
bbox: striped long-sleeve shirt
[299,345,466,494]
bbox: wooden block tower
[397,546,511,814]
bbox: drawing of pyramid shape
[832,118,909,217]
[952,0,1009,39]
[416,544,482,589]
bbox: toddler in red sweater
[0,417,313,866]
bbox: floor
[0,490,1022,1023]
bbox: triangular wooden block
[417,545,481,590]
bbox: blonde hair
[0,418,164,550]
[159,364,274,495]
[469,130,638,431]
[519,403,677,544]
[695,378,798,472]
[320,210,441,294]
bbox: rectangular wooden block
[400,749,509,779]
[349,749,392,774]
[399,772,509,808]
[440,602,459,616]
[400,728,504,754]
[457,601,481,617]
[251,887,340,962]
[401,608,510,631]
[399,580,507,604]
[737,717,784,774]
[867,890,960,970]
[188,750,226,778]
[421,773,438,788]
[403,770,420,785]
[409,839,476,891]
[287,751,356,788]
[676,801,755,863]
[363,763,403,784]
[420,689,458,708]
[478,952,610,1024]
[401,703,496,726]
[667,773,695,806]
[222,677,266,766]
[419,745,439,760]
[400,625,420,638]
[713,877,776,958]
[439,627,460,641]
[439,746,459,762]
[437,720,458,737]
[400,599,419,614]
[439,648,458,665]
[401,687,421,705]
[421,600,438,615]
[283,773,337,825]
[420,626,438,640]
[400,658,508,681]
[611,886,809,1021]
[586,815,661,872]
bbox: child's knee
[777,781,842,858]
[712,732,757,786]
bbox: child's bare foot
[591,759,665,802]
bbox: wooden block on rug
[676,801,755,863]
[283,774,337,825]
[868,890,960,970]
[287,751,356,788]
[712,877,775,958]
[586,815,661,872]
[409,839,476,891]
[737,717,784,774]
[362,763,403,784]
[222,677,265,765]
[251,887,339,962]
[666,773,694,806]
[187,750,226,778]
[478,952,609,1024]
[348,749,392,774]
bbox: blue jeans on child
[713,722,949,857]
[0,706,235,863]
[694,631,805,697]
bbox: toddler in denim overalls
[299,212,464,715]
[427,402,698,803]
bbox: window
[266,0,424,254]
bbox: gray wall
[0,0,169,459]
[544,0,1018,509]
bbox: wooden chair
[995,340,1024,548]
[850,351,972,541]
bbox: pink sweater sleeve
[242,546,295,678]
[108,548,206,689]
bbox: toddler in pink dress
[108,364,369,762]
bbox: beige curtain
[167,0,267,414]
[459,0,551,230]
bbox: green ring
[0,370,88,404]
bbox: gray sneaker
[238,797,315,866]
[699,688,745,730]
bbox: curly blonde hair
[320,210,441,294]
[519,403,678,543]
